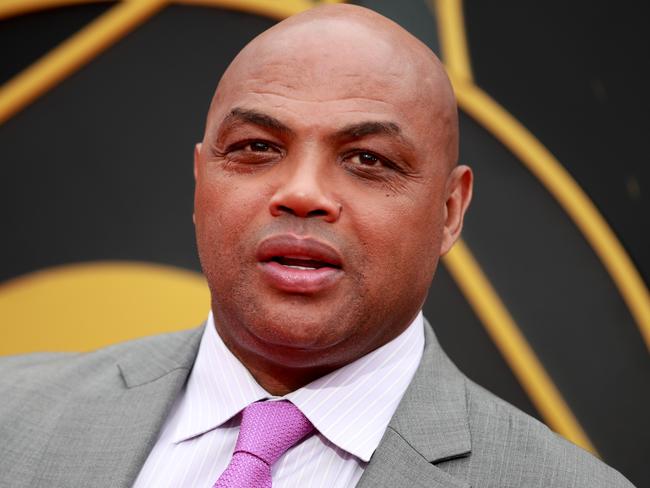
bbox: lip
[256,234,344,294]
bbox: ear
[440,165,473,256]
[193,142,202,181]
[193,142,202,225]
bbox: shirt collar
[172,311,424,462]
[171,312,269,443]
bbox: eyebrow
[337,121,401,139]
[335,121,415,152]
[221,108,292,135]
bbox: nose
[269,158,341,223]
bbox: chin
[214,279,367,362]
[247,312,347,351]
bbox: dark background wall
[0,1,647,485]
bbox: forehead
[246,26,407,93]
[212,23,438,134]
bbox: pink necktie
[213,400,314,488]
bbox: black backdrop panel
[460,111,650,482]
[465,0,650,283]
[0,3,111,85]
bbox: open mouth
[256,234,344,293]
[270,256,340,271]
[256,234,343,269]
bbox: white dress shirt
[133,311,424,487]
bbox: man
[0,4,634,487]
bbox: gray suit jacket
[0,321,634,487]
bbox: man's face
[194,22,466,371]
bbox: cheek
[194,177,258,267]
[352,194,444,289]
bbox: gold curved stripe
[0,261,209,355]
[175,0,313,20]
[429,0,472,82]
[433,0,650,349]
[455,83,650,349]
[434,0,598,453]
[0,0,312,22]
[0,0,329,123]
[0,0,338,22]
[433,0,650,348]
[0,0,169,125]
[0,0,110,21]
[443,241,597,453]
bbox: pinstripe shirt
[133,311,424,487]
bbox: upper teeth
[285,264,315,270]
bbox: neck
[213,322,346,396]
[240,359,333,396]
[210,308,416,396]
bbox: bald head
[208,4,458,169]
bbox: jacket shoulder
[443,379,635,487]
[0,327,203,486]
[0,327,202,400]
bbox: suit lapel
[34,326,204,488]
[357,320,472,488]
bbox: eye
[218,139,282,171]
[248,141,273,152]
[348,151,384,167]
[223,139,281,157]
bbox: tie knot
[235,400,314,466]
